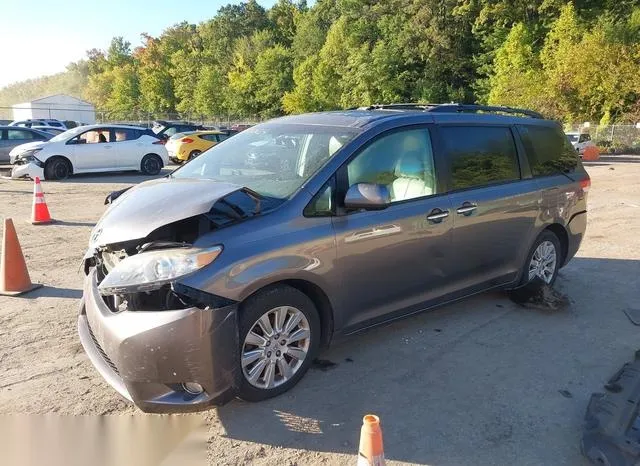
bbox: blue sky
[0,0,279,88]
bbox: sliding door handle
[426,209,449,222]
[456,202,477,215]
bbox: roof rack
[358,103,544,119]
[427,103,544,119]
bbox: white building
[12,94,96,124]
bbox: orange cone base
[0,282,42,296]
[31,218,54,225]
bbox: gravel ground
[1,159,639,465]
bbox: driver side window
[73,129,111,144]
[347,128,436,203]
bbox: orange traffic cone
[31,177,53,224]
[357,415,385,466]
[0,218,42,296]
[582,145,600,161]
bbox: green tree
[254,45,294,117]
[193,65,227,116]
[487,23,545,111]
[106,64,140,119]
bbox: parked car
[566,132,595,156]
[151,120,205,141]
[10,124,168,180]
[9,118,67,129]
[230,123,252,132]
[166,130,235,164]
[0,126,53,163]
[30,126,67,136]
[78,104,588,413]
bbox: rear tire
[44,157,71,180]
[189,150,201,161]
[238,285,320,402]
[519,230,562,287]
[140,154,162,175]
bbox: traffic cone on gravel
[0,218,42,296]
[357,415,386,466]
[31,177,52,224]
[582,145,600,161]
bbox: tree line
[2,0,639,124]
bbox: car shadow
[215,257,640,464]
[55,168,174,185]
[53,220,96,227]
[23,285,82,300]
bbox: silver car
[0,126,52,163]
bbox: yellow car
[165,130,231,163]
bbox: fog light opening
[181,382,204,395]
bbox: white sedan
[10,124,169,180]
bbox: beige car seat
[390,134,434,201]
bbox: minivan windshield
[172,123,359,199]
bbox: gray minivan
[78,104,589,412]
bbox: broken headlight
[98,246,222,296]
[15,149,44,166]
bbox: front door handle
[426,209,449,222]
[456,202,477,215]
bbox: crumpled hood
[9,141,47,162]
[89,177,242,248]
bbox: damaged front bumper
[11,162,44,180]
[77,268,241,413]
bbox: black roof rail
[427,103,544,119]
[357,102,544,119]
[357,103,438,111]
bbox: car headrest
[395,152,424,179]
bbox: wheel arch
[241,278,334,348]
[143,153,164,167]
[544,223,569,266]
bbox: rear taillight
[181,137,194,143]
[580,177,591,193]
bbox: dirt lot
[1,159,639,465]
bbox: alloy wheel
[528,240,557,284]
[143,157,160,174]
[241,306,311,389]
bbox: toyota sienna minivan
[78,104,589,413]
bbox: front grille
[86,321,120,376]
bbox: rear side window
[200,134,219,142]
[440,126,520,191]
[7,129,35,140]
[114,128,140,141]
[517,125,579,176]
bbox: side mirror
[344,183,390,211]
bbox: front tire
[140,154,162,175]
[521,230,561,286]
[44,157,71,180]
[238,285,320,402]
